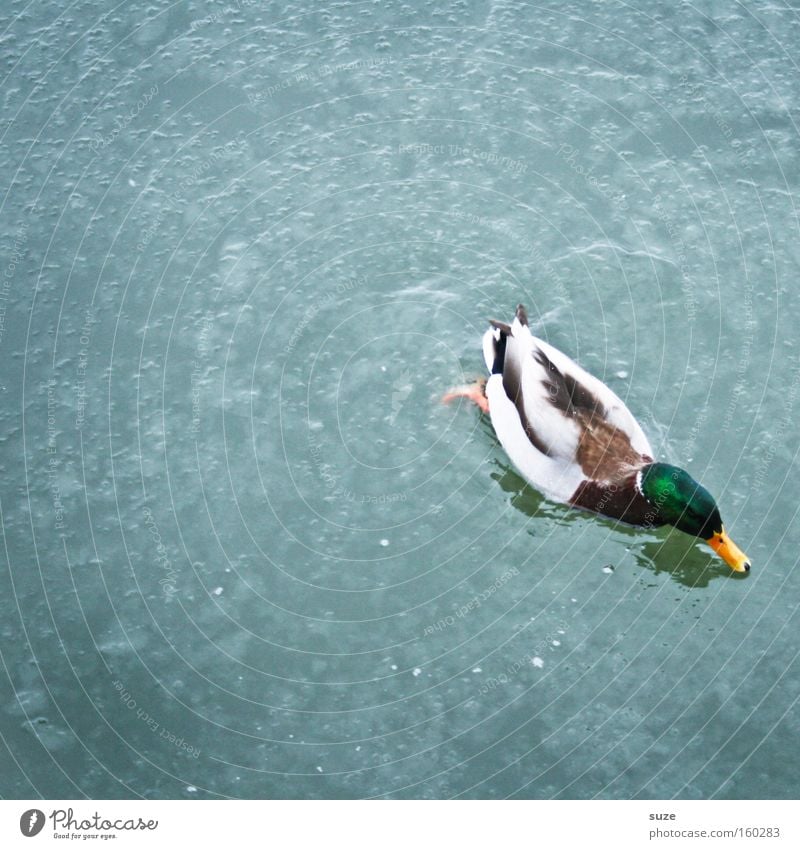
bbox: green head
[638,463,721,537]
[638,463,750,572]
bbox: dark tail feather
[490,326,507,375]
[489,319,512,334]
[487,304,527,374]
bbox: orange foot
[442,379,489,414]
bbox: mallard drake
[444,304,750,572]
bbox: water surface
[1,0,799,799]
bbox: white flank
[485,374,585,502]
[508,320,582,460]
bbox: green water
[1,1,799,799]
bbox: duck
[443,303,751,572]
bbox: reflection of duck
[634,536,734,588]
[445,304,750,573]
[492,464,735,588]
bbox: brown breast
[569,469,661,527]
[567,408,658,525]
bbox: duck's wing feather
[485,372,586,502]
[528,332,653,460]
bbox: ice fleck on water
[316,766,323,773]
[603,565,615,574]
[531,657,544,668]
[379,539,389,547]
[186,785,197,793]
[615,370,629,379]
[551,639,561,647]
[472,667,482,673]
[412,667,421,676]
[212,587,223,596]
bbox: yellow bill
[706,527,751,572]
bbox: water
[1,0,799,799]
